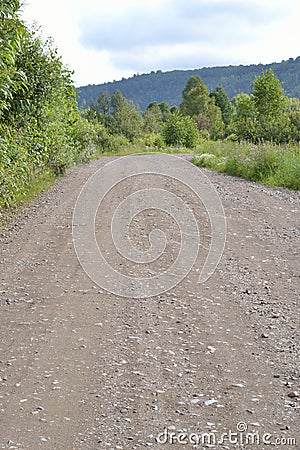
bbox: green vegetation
[192,142,300,190]
[180,76,225,139]
[82,70,300,190]
[230,69,292,143]
[162,113,199,148]
[0,1,97,212]
[1,0,299,219]
[76,57,300,111]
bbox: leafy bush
[0,3,98,211]
[105,135,131,153]
[192,153,218,168]
[230,70,300,143]
[163,114,199,148]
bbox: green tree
[97,91,111,115]
[180,76,224,139]
[230,93,256,141]
[162,113,199,148]
[252,70,290,142]
[158,101,171,121]
[252,69,286,118]
[205,98,225,140]
[180,76,209,117]
[0,2,94,208]
[87,90,143,141]
[87,91,113,129]
[111,89,126,113]
[111,90,143,141]
[210,86,232,125]
[230,71,292,143]
[170,105,179,114]
[286,98,300,141]
[0,0,27,119]
[143,102,163,133]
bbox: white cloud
[78,0,285,52]
[21,0,300,86]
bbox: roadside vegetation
[0,1,97,214]
[1,1,299,220]
[192,142,300,190]
[83,69,300,191]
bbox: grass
[12,171,56,205]
[192,141,300,190]
[0,171,56,230]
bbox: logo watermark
[156,423,297,446]
[72,154,226,298]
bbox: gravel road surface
[0,155,299,449]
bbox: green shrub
[192,153,218,168]
[106,134,130,153]
[163,114,199,148]
[153,134,166,148]
[0,4,98,211]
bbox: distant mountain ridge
[76,57,300,111]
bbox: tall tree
[158,101,171,122]
[0,0,26,119]
[230,93,256,141]
[97,91,111,115]
[230,71,292,143]
[210,86,232,125]
[143,102,163,133]
[252,69,289,142]
[111,90,143,141]
[111,89,126,114]
[1,1,95,208]
[252,69,286,119]
[180,76,224,139]
[180,76,209,117]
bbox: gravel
[0,155,299,449]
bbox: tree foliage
[87,90,143,141]
[252,69,287,118]
[230,93,256,141]
[230,70,298,143]
[143,102,163,133]
[180,76,209,116]
[84,70,300,150]
[0,0,27,117]
[0,2,94,208]
[180,76,224,139]
[210,86,232,125]
[162,113,199,148]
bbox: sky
[21,0,300,87]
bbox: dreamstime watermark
[72,154,226,298]
[156,423,297,447]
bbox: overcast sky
[22,0,300,87]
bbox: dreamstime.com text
[156,423,297,447]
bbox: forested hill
[77,57,300,111]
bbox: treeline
[83,69,300,149]
[0,0,95,210]
[77,57,300,111]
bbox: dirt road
[0,155,299,449]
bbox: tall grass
[192,141,300,190]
